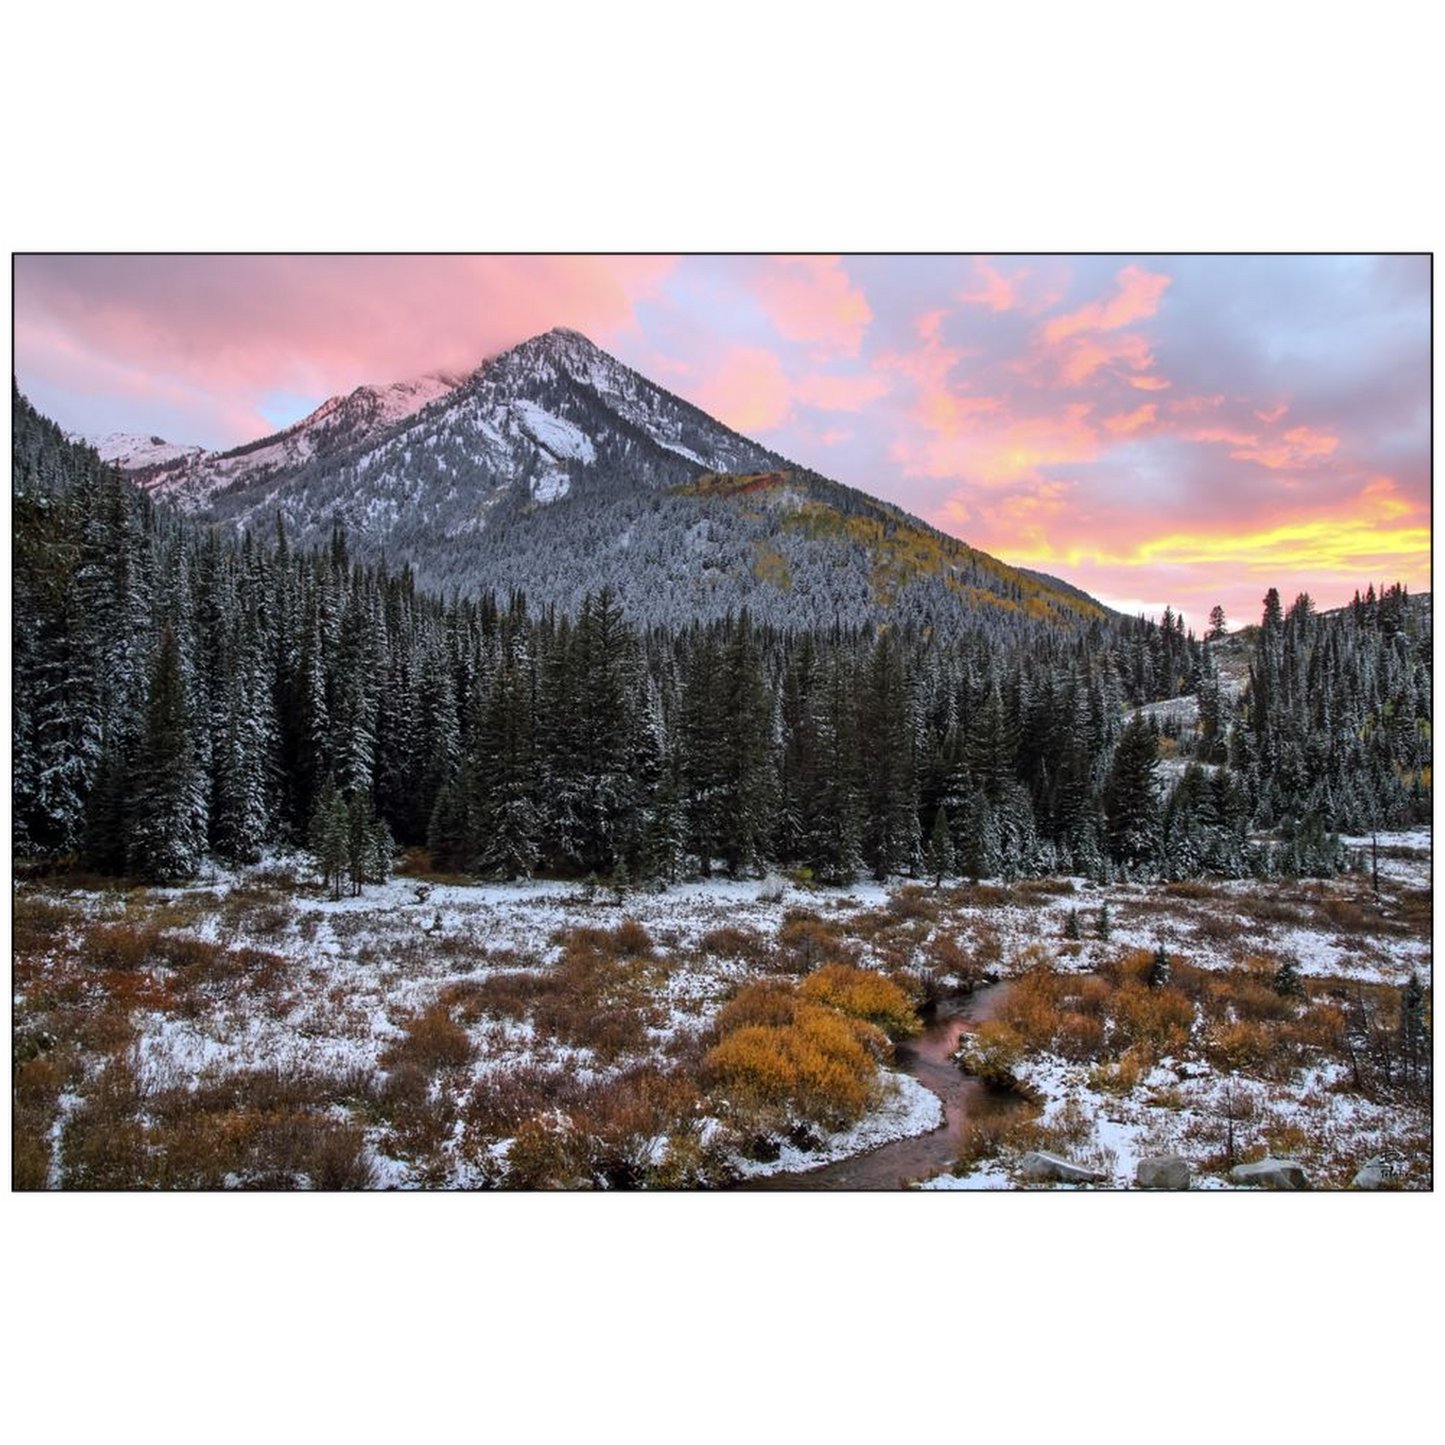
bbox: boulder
[1017,1150,1105,1185]
[1352,1158,1393,1190]
[1230,1157,1308,1190]
[1136,1155,1191,1190]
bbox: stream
[738,980,1027,1190]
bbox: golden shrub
[1088,1044,1153,1095]
[798,963,920,1038]
[1001,968,1063,1050]
[1111,983,1194,1051]
[715,980,800,1035]
[703,1002,881,1128]
[1204,1019,1275,1071]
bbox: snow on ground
[925,1048,1425,1191]
[21,829,1430,1187]
[732,1073,943,1180]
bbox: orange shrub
[83,923,158,971]
[699,926,774,967]
[1054,1011,1107,1061]
[925,932,988,989]
[776,912,855,972]
[1204,1019,1275,1071]
[799,963,920,1038]
[611,918,654,958]
[703,1002,882,1128]
[1088,1043,1153,1095]
[1111,983,1194,1051]
[716,981,801,1035]
[956,1021,1026,1086]
[383,1006,474,1072]
[503,1115,592,1189]
[1001,968,1062,1050]
[1281,1003,1348,1053]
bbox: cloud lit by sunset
[13,253,1430,631]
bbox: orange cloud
[1255,401,1289,423]
[1128,374,1171,391]
[1042,264,1173,344]
[1231,424,1340,470]
[898,402,1099,485]
[753,255,871,357]
[1103,403,1157,435]
[1359,474,1413,519]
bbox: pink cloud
[1053,330,1156,386]
[1169,393,1226,415]
[689,345,794,432]
[1185,425,1261,447]
[959,258,1031,312]
[1231,424,1341,470]
[794,372,893,410]
[751,255,871,357]
[1103,403,1157,435]
[15,255,677,445]
[1042,264,1173,344]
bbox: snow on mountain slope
[114,371,467,499]
[90,328,1110,632]
[72,432,207,471]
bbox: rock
[1136,1155,1191,1190]
[1352,1158,1393,1190]
[1230,1157,1308,1190]
[1017,1150,1105,1184]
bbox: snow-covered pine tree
[129,625,208,881]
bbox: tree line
[12,387,1431,887]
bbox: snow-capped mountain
[94,328,1106,631]
[70,431,207,471]
[125,370,466,501]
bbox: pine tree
[1096,901,1112,941]
[1063,907,1081,940]
[308,778,351,900]
[1273,956,1304,999]
[1147,943,1171,989]
[1104,713,1160,870]
[1399,972,1429,1086]
[927,805,954,886]
[129,626,208,881]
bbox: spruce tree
[927,805,955,886]
[1147,943,1171,989]
[129,626,208,881]
[1104,713,1161,870]
[1273,956,1304,999]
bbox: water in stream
[738,980,1028,1191]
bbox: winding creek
[739,980,1027,1190]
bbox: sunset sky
[13,253,1430,631]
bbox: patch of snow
[730,1073,945,1180]
[512,400,596,464]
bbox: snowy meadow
[14,831,1431,1191]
